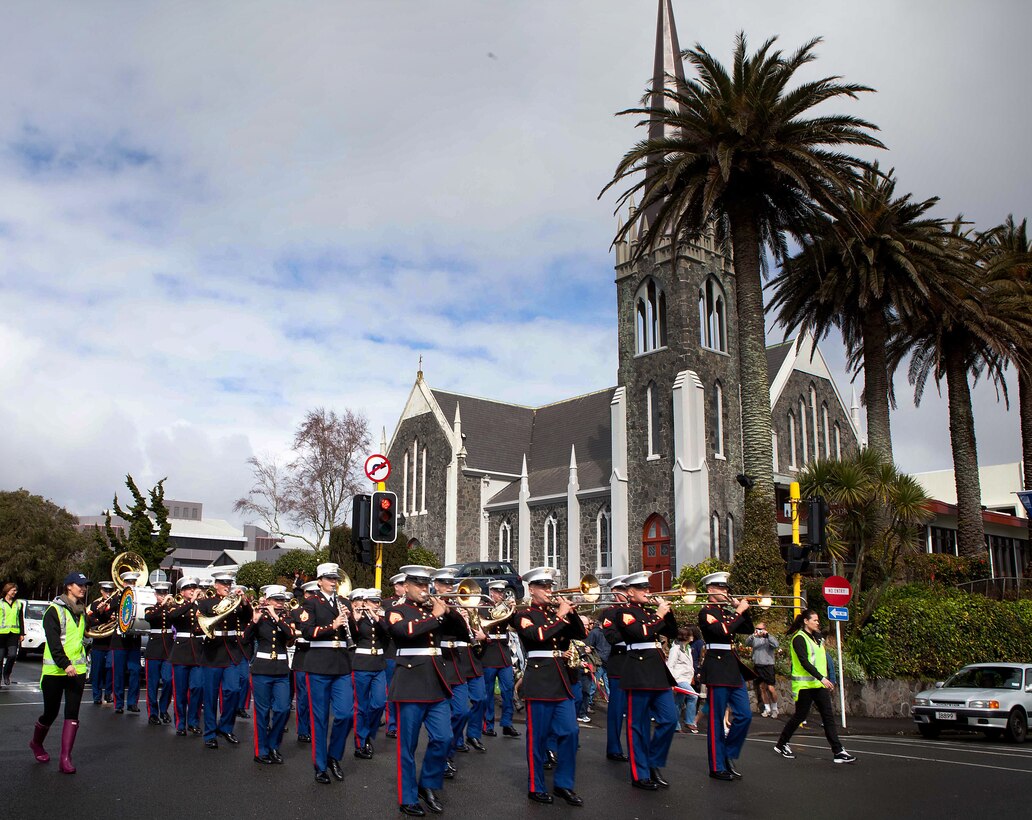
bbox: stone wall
[766,677,926,719]
[528,502,566,582]
[455,464,482,563]
[387,410,451,562]
[771,370,859,474]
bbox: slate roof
[432,390,535,475]
[766,340,795,387]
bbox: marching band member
[143,581,174,725]
[384,572,406,740]
[197,571,250,749]
[110,570,143,714]
[290,580,318,743]
[479,580,519,739]
[696,571,755,781]
[167,577,204,736]
[514,566,586,807]
[232,584,254,719]
[601,575,630,762]
[86,580,116,705]
[432,568,474,772]
[300,562,356,785]
[245,585,294,765]
[602,571,678,790]
[351,588,389,760]
[385,565,464,816]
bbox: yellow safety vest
[0,599,22,634]
[42,602,87,678]
[789,630,827,701]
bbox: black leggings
[0,635,18,678]
[38,674,86,726]
[777,687,843,753]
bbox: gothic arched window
[726,514,735,559]
[597,506,612,571]
[810,384,819,458]
[711,512,721,559]
[635,277,667,354]
[799,398,809,464]
[788,412,798,468]
[544,514,559,569]
[646,381,661,458]
[713,381,725,458]
[498,520,512,563]
[699,276,728,352]
[822,402,830,459]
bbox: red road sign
[823,575,853,607]
[364,454,391,483]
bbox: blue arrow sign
[827,606,849,622]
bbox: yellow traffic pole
[374,480,386,589]
[790,481,801,617]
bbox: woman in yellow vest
[31,571,91,774]
[772,609,856,764]
[0,582,25,686]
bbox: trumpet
[708,587,803,611]
[648,581,699,605]
[432,579,488,608]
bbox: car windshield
[25,603,48,620]
[944,667,1023,690]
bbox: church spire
[645,0,687,225]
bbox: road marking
[749,737,1032,774]
[0,701,44,707]
[843,734,1032,759]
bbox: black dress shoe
[385,729,398,739]
[188,725,202,735]
[650,768,670,788]
[298,734,311,743]
[127,705,140,713]
[467,737,486,752]
[114,708,124,714]
[443,760,456,779]
[632,779,658,791]
[482,728,497,737]
[364,740,374,755]
[270,749,284,764]
[502,726,520,738]
[454,742,469,753]
[217,731,240,745]
[254,753,276,764]
[418,787,443,814]
[606,752,629,762]
[709,770,735,781]
[236,709,250,719]
[528,792,554,804]
[205,739,219,750]
[104,695,114,703]
[148,715,161,726]
[544,750,557,770]
[553,787,584,806]
[315,770,331,784]
[724,758,743,779]
[176,728,187,736]
[160,712,172,724]
[328,758,344,781]
[399,804,426,817]
[354,745,373,760]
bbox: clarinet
[335,597,354,647]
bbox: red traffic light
[379,497,392,510]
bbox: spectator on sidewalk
[665,626,699,733]
[744,622,779,718]
[585,616,611,703]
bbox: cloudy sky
[1,0,1029,529]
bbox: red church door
[642,514,671,591]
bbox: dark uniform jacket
[86,595,117,650]
[602,603,677,690]
[234,606,254,661]
[300,592,355,676]
[479,614,513,669]
[697,603,756,687]
[441,609,482,680]
[599,603,629,679]
[244,613,292,677]
[287,605,309,672]
[352,613,390,673]
[197,595,251,667]
[143,600,175,660]
[167,601,205,665]
[514,603,586,701]
[384,599,455,702]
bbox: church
[385,0,862,588]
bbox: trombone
[552,573,623,607]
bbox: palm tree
[891,222,1032,558]
[602,33,883,573]
[769,165,950,462]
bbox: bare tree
[235,407,370,549]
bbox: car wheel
[1005,708,1027,743]
[917,723,940,740]
[983,728,1004,741]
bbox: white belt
[627,642,661,651]
[310,640,349,649]
[214,631,238,637]
[527,650,563,658]
[175,634,202,641]
[439,640,469,648]
[148,630,167,635]
[484,635,507,641]
[254,652,285,660]
[354,647,382,655]
[705,643,733,650]
[396,648,440,656]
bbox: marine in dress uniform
[385,565,463,817]
[167,577,205,735]
[231,584,253,718]
[86,581,116,704]
[110,570,143,714]
[245,584,293,765]
[601,575,630,761]
[513,566,586,807]
[479,581,519,739]
[143,581,174,725]
[300,562,357,785]
[432,569,474,772]
[196,571,251,748]
[384,573,406,739]
[602,571,678,790]
[350,588,389,759]
[696,571,755,781]
[289,580,318,744]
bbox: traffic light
[351,493,375,564]
[807,496,828,549]
[370,490,398,544]
[358,538,374,565]
[786,543,812,583]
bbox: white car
[912,663,1032,743]
[19,600,51,656]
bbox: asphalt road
[1,658,1029,819]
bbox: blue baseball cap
[63,572,92,587]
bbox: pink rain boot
[30,721,50,763]
[58,719,79,773]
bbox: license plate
[935,711,957,721]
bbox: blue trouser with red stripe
[465,674,487,740]
[395,700,451,806]
[481,664,515,730]
[90,647,112,702]
[172,664,202,730]
[606,675,626,756]
[353,669,387,745]
[307,672,354,773]
[706,683,752,772]
[526,698,577,794]
[146,658,173,717]
[626,688,677,780]
[202,665,241,741]
[448,680,470,756]
[251,674,290,756]
[111,648,141,709]
[294,671,311,736]
[384,659,397,733]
